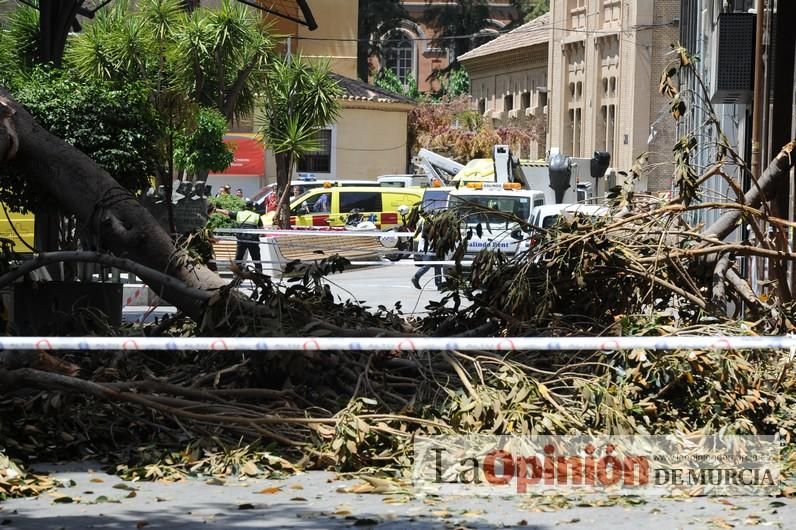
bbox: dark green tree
[0,68,161,213]
[421,0,493,71]
[357,0,408,82]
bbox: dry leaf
[256,486,282,494]
[240,461,260,477]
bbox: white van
[377,174,431,188]
[529,203,609,229]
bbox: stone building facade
[458,13,550,159]
[547,0,680,192]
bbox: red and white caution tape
[3,335,796,352]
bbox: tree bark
[703,141,796,241]
[275,152,292,228]
[0,89,225,322]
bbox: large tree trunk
[275,152,292,229]
[0,89,225,322]
[703,141,796,241]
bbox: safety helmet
[397,205,410,216]
[245,198,253,209]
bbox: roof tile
[458,12,550,62]
[330,73,415,105]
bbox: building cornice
[461,44,548,73]
[340,100,415,113]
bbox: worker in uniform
[213,199,263,273]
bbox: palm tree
[171,0,275,122]
[257,55,342,228]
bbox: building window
[503,94,514,112]
[384,30,414,85]
[564,109,574,155]
[297,129,332,173]
[478,98,486,115]
[521,92,531,109]
[606,104,616,155]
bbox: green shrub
[207,195,246,229]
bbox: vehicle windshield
[421,189,451,213]
[541,214,562,228]
[450,195,531,224]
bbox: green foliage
[0,2,39,79]
[207,194,245,229]
[0,68,160,212]
[174,107,234,176]
[444,67,470,97]
[259,56,342,157]
[65,0,274,182]
[523,0,550,22]
[171,0,275,120]
[374,67,418,99]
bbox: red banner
[210,134,264,176]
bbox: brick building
[375,1,521,92]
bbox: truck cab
[448,183,545,258]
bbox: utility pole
[749,0,765,181]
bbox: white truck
[448,182,546,259]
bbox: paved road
[123,260,452,323]
[1,462,792,529]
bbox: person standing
[412,225,444,290]
[213,199,263,273]
[216,184,231,198]
[235,188,244,198]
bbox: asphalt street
[1,462,793,530]
[123,260,454,323]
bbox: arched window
[384,30,414,85]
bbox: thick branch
[0,251,213,304]
[725,268,764,311]
[712,253,731,305]
[703,141,796,241]
[0,88,225,321]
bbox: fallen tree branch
[0,251,214,304]
[712,253,731,305]
[703,140,796,241]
